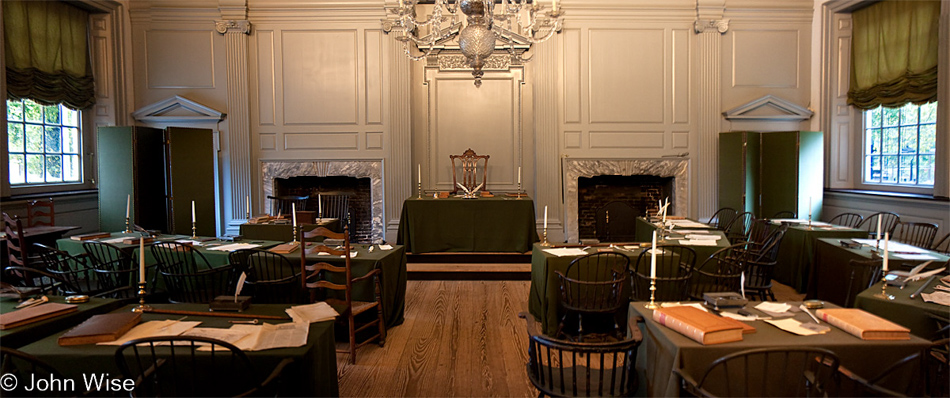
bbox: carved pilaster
[215,20,252,232]
[693,19,729,34]
[535,37,562,242]
[386,35,413,240]
[695,21,723,220]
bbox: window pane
[866,155,881,182]
[867,128,881,154]
[899,103,918,125]
[8,124,24,152]
[63,155,81,181]
[920,102,937,123]
[63,127,80,153]
[866,106,881,126]
[45,156,63,182]
[919,124,936,153]
[62,107,79,127]
[883,107,900,126]
[898,155,916,184]
[45,126,62,153]
[26,154,45,183]
[881,155,898,183]
[25,125,44,152]
[44,105,61,124]
[9,155,25,184]
[919,155,934,185]
[882,128,899,154]
[24,100,43,123]
[899,126,917,154]
[7,100,23,121]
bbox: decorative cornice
[132,95,226,123]
[214,20,251,34]
[693,19,729,34]
[723,94,814,121]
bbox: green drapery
[3,1,94,110]
[848,0,941,110]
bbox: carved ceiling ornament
[214,20,251,35]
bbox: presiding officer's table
[397,196,539,253]
[771,222,867,293]
[856,278,949,338]
[0,296,125,348]
[302,243,408,327]
[629,302,932,397]
[530,234,731,336]
[17,304,339,397]
[808,237,950,306]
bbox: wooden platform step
[407,263,530,281]
[406,252,532,264]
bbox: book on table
[815,308,910,340]
[652,306,744,345]
[0,303,78,330]
[269,242,300,254]
[58,312,142,346]
[70,232,112,241]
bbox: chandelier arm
[402,40,437,62]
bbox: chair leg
[349,314,357,364]
[377,303,386,347]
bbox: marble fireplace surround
[261,160,383,242]
[563,158,689,243]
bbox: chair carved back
[843,258,883,308]
[82,241,137,299]
[26,198,54,227]
[33,243,101,295]
[450,148,489,194]
[3,212,29,268]
[688,244,746,301]
[267,194,309,217]
[724,212,755,243]
[316,191,351,230]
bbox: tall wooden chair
[709,207,737,230]
[301,226,385,363]
[632,245,697,301]
[267,194,309,217]
[520,312,642,397]
[724,212,755,243]
[3,212,30,268]
[895,221,938,249]
[26,197,54,227]
[450,148,489,194]
[828,212,863,228]
[674,347,840,397]
[740,258,779,301]
[151,242,232,303]
[857,211,900,238]
[316,191,351,230]
[554,252,629,340]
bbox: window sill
[2,189,98,202]
[825,188,949,202]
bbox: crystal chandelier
[383,0,563,87]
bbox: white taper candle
[126,195,131,219]
[518,167,521,184]
[191,201,196,223]
[883,232,889,271]
[318,193,322,216]
[139,238,145,284]
[651,230,657,278]
[246,195,250,217]
[292,202,297,227]
[543,206,548,230]
[877,216,882,241]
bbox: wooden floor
[336,278,805,397]
[337,280,536,397]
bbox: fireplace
[577,175,674,240]
[262,160,383,243]
[563,158,689,243]
[273,176,372,242]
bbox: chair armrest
[519,312,544,338]
[627,315,643,341]
[672,366,712,397]
[350,268,381,283]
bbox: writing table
[771,223,867,293]
[0,296,125,348]
[240,219,340,241]
[16,303,339,397]
[855,278,948,338]
[396,196,539,253]
[57,233,283,268]
[634,217,718,242]
[628,302,932,397]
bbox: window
[7,98,83,185]
[862,102,937,187]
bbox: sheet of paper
[99,320,202,345]
[229,325,264,351]
[684,234,720,240]
[207,243,261,252]
[252,322,309,351]
[659,302,707,311]
[922,291,950,306]
[542,248,590,257]
[378,244,393,250]
[764,318,820,336]
[287,302,339,323]
[852,239,929,253]
[755,302,791,313]
[668,220,711,228]
[101,237,127,244]
[679,239,717,246]
[895,253,941,260]
[719,311,758,321]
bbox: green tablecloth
[855,278,949,338]
[529,235,731,336]
[300,243,407,327]
[396,196,539,253]
[772,225,867,293]
[16,304,339,397]
[809,238,950,306]
[0,296,125,348]
[57,233,283,268]
[629,302,932,397]
[240,219,340,241]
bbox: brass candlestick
[132,282,152,312]
[517,181,523,199]
[125,217,133,233]
[191,222,197,239]
[644,277,659,309]
[874,275,895,300]
[540,228,552,246]
[292,224,298,243]
[417,181,423,199]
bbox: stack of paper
[669,219,712,229]
[99,320,202,345]
[542,248,590,257]
[679,239,717,246]
[206,243,261,252]
[378,244,394,250]
[101,237,128,244]
[286,302,339,323]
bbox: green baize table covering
[856,278,950,338]
[397,196,539,253]
[0,296,125,348]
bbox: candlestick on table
[191,200,197,238]
[874,232,894,300]
[318,193,323,219]
[292,203,298,242]
[417,164,423,199]
[125,194,133,233]
[540,205,551,246]
[645,230,659,309]
[132,237,151,313]
[246,195,250,219]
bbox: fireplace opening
[274,176,372,243]
[577,175,674,241]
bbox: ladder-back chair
[450,148,489,194]
[26,198,54,227]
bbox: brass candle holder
[132,282,152,313]
[292,224,298,243]
[540,228,552,246]
[644,277,659,309]
[191,222,197,239]
[417,181,423,199]
[124,217,133,233]
[874,275,895,300]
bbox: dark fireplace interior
[578,175,674,241]
[274,176,372,243]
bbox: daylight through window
[7,99,83,185]
[863,102,937,187]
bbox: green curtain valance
[3,1,94,110]
[848,0,940,110]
